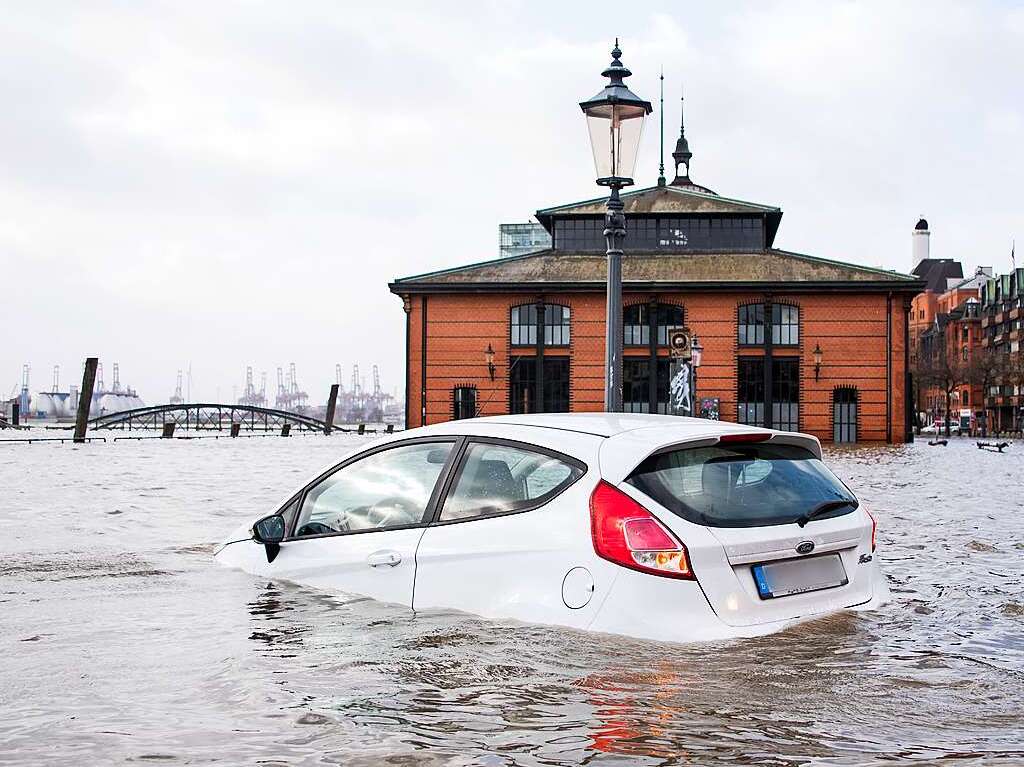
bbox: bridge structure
[87,403,332,432]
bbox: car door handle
[367,550,402,568]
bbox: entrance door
[833,387,858,442]
[624,358,671,413]
[771,358,800,431]
[737,357,799,430]
[510,357,570,414]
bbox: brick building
[980,267,1024,431]
[390,132,923,443]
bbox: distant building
[391,105,923,443]
[980,266,1024,432]
[499,223,551,259]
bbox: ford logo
[796,541,815,555]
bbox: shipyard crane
[275,367,287,410]
[170,370,184,405]
[287,362,308,412]
[238,366,266,407]
[112,363,121,393]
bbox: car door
[412,438,600,627]
[256,439,459,607]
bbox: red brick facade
[403,290,912,443]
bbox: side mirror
[252,514,286,544]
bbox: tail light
[590,481,695,580]
[865,508,877,552]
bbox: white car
[215,413,889,643]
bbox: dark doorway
[737,356,799,430]
[833,387,858,443]
[510,357,570,414]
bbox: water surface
[1,434,1022,765]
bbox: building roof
[915,217,929,231]
[391,248,924,293]
[534,184,784,246]
[912,259,964,292]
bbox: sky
[1,1,1022,405]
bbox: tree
[968,348,1009,435]
[918,345,969,437]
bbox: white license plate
[751,553,848,600]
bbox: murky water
[1,433,1022,765]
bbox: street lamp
[813,343,823,381]
[580,39,652,412]
[690,335,703,417]
[485,343,496,381]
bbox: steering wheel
[362,496,421,528]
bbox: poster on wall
[699,397,721,420]
[668,358,693,417]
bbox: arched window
[833,387,858,443]
[738,303,800,347]
[771,304,799,346]
[511,304,570,347]
[622,302,685,414]
[738,304,765,346]
[737,301,802,430]
[508,303,571,415]
[623,303,684,347]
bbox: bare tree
[918,347,969,437]
[968,348,1008,435]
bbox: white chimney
[912,216,930,272]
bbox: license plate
[751,553,848,600]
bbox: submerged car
[215,413,889,642]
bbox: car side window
[439,442,582,522]
[293,442,454,537]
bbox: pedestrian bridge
[89,403,331,432]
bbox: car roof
[459,412,773,438]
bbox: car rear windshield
[627,443,858,528]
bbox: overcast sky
[2,1,1021,405]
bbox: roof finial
[671,84,693,185]
[657,68,666,187]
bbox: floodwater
[1,432,1022,766]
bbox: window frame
[283,437,463,541]
[452,386,477,420]
[428,436,588,528]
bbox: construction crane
[170,370,184,405]
[52,365,60,393]
[238,366,266,407]
[275,367,287,409]
[112,363,121,393]
[287,362,308,413]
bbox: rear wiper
[795,499,858,528]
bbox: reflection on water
[1,435,1022,765]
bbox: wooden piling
[73,357,98,444]
[325,384,339,435]
[230,423,241,438]
[11,401,19,427]
[162,423,175,438]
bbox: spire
[671,85,693,185]
[657,68,666,186]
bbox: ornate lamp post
[813,343,824,382]
[690,335,703,416]
[580,40,652,412]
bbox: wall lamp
[485,343,496,381]
[813,343,823,381]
